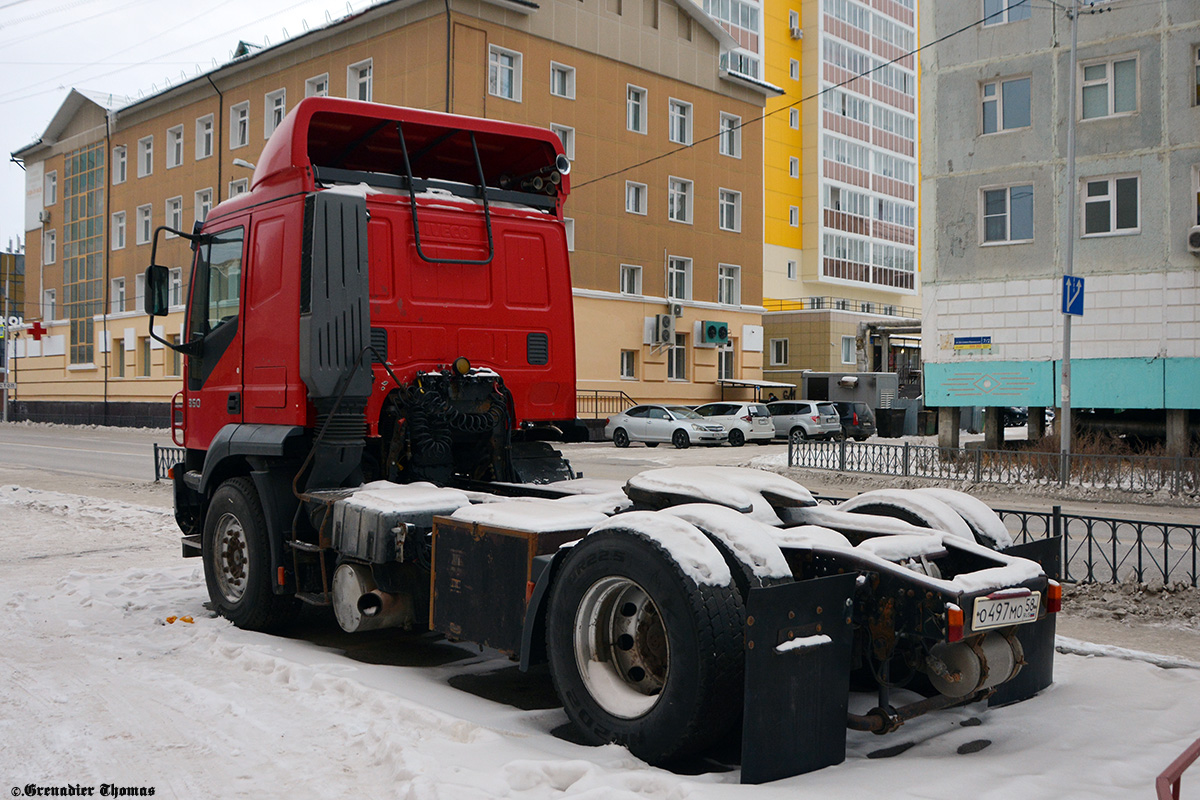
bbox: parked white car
[767,400,843,442]
[691,402,776,446]
[604,405,728,449]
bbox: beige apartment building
[12,0,771,425]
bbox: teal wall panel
[1165,359,1200,409]
[924,361,1055,406]
[1053,358,1163,409]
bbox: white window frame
[488,46,522,102]
[790,59,800,81]
[1195,46,1200,107]
[195,188,213,225]
[786,259,798,280]
[44,171,57,205]
[136,205,152,245]
[111,277,126,314]
[230,102,249,149]
[196,114,214,160]
[718,345,735,381]
[770,338,789,366]
[43,229,56,265]
[789,107,800,129]
[627,84,647,134]
[980,184,1034,244]
[306,73,329,97]
[625,181,647,215]
[137,136,153,177]
[667,177,693,224]
[113,146,127,185]
[348,59,373,101]
[718,263,741,306]
[789,156,800,178]
[134,274,145,310]
[620,263,643,295]
[668,99,692,145]
[981,76,1032,134]
[719,112,741,158]
[111,211,126,251]
[667,256,692,301]
[229,178,249,197]
[169,268,184,308]
[43,288,56,321]
[550,123,575,161]
[983,0,1031,26]
[1080,54,1138,120]
[620,350,637,380]
[265,89,286,137]
[789,9,800,28]
[166,125,184,168]
[841,336,856,364]
[564,217,575,252]
[789,205,800,227]
[667,333,687,381]
[165,196,183,236]
[550,61,576,99]
[1082,174,1140,237]
[718,188,741,232]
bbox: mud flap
[990,536,1061,707]
[741,573,857,784]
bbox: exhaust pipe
[332,563,415,633]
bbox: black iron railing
[153,443,186,481]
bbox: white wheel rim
[213,512,249,603]
[573,576,668,719]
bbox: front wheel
[728,429,745,447]
[202,477,299,632]
[613,428,630,448]
[672,430,691,449]
[789,427,809,445]
[546,530,744,764]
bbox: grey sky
[1,0,357,253]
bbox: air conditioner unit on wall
[1188,225,1200,254]
[38,210,51,224]
[670,302,684,318]
[655,314,676,345]
[790,26,803,39]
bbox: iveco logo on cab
[423,222,474,240]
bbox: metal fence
[792,438,1200,496]
[153,443,186,482]
[813,494,1199,587]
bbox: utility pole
[1060,0,1080,483]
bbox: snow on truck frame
[143,98,1061,784]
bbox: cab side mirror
[144,264,170,317]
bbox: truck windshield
[189,228,245,338]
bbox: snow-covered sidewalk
[2,484,1199,798]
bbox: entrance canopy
[717,378,795,401]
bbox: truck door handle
[227,392,241,415]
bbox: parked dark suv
[834,401,877,441]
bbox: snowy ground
[3,480,1200,799]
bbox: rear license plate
[972,590,1040,630]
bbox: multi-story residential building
[919,0,1200,452]
[12,0,771,426]
[755,0,922,392]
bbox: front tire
[789,426,809,444]
[728,429,745,447]
[202,477,299,632]
[546,530,744,764]
[672,430,691,449]
[613,428,630,448]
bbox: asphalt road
[0,423,172,482]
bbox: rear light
[167,466,176,480]
[946,603,964,642]
[811,415,820,422]
[1047,580,1062,614]
[741,415,752,422]
[852,412,859,425]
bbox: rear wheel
[546,530,744,765]
[613,428,630,448]
[202,477,299,632]
[789,427,809,444]
[672,430,691,449]
[728,429,745,447]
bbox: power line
[574,0,1036,190]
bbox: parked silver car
[692,402,776,446]
[767,400,843,442]
[604,405,728,449]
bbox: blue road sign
[1062,275,1085,316]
